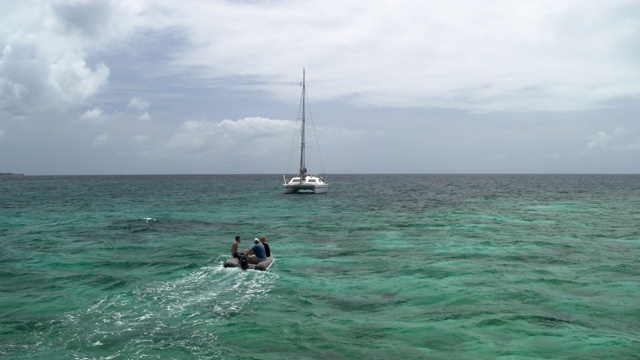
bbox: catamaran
[282,70,329,194]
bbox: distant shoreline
[0,173,24,176]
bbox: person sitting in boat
[244,238,267,264]
[231,235,243,260]
[259,236,271,257]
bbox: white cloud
[138,111,151,121]
[49,51,109,105]
[168,117,292,151]
[128,97,151,120]
[128,97,150,112]
[91,133,111,147]
[587,128,626,149]
[80,107,107,124]
[0,21,110,115]
[2,0,639,116]
[155,0,640,112]
[585,127,640,153]
[165,116,359,162]
[587,131,614,149]
[0,1,154,116]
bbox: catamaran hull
[283,183,329,194]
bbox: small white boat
[283,69,329,194]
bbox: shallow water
[1,174,639,359]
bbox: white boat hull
[283,183,329,194]
[283,174,328,194]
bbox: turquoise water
[1,174,639,359]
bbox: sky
[1,0,639,175]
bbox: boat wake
[23,257,279,358]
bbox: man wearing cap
[244,237,267,264]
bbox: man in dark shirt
[259,236,271,257]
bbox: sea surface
[1,174,638,359]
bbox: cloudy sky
[1,0,639,175]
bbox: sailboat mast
[299,69,306,176]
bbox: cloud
[587,128,625,148]
[80,107,107,124]
[50,51,110,104]
[155,0,640,113]
[2,0,639,117]
[0,43,109,115]
[585,127,640,152]
[166,116,359,161]
[587,131,615,149]
[128,97,151,120]
[0,1,152,116]
[138,112,151,121]
[168,117,291,152]
[128,97,150,112]
[91,133,111,147]
[0,26,109,115]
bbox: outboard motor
[240,255,248,270]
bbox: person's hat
[254,238,259,243]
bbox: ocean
[1,174,638,359]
